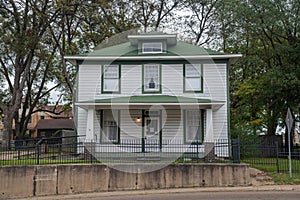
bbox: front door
[143,116,160,152]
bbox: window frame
[184,110,204,144]
[142,42,163,54]
[100,110,120,144]
[183,64,203,93]
[142,64,162,94]
[101,64,121,94]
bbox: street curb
[15,185,300,200]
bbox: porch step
[136,154,161,161]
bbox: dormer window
[142,43,162,54]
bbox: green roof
[78,95,221,104]
[83,41,222,57]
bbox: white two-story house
[65,32,241,159]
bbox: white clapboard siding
[161,110,183,140]
[77,63,228,101]
[120,109,142,140]
[78,65,101,101]
[77,108,87,138]
[76,62,229,156]
[162,64,183,96]
[94,111,101,143]
[203,64,227,101]
[121,65,142,96]
[213,106,228,141]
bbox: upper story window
[102,65,120,93]
[143,64,161,93]
[142,43,162,54]
[184,64,203,93]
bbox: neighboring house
[0,105,73,140]
[33,118,74,138]
[65,32,241,156]
[31,105,74,138]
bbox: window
[185,110,203,143]
[101,110,119,143]
[184,64,202,92]
[142,43,162,54]
[102,65,120,93]
[143,64,161,93]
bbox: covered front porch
[76,95,229,159]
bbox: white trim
[204,109,214,143]
[86,108,94,140]
[64,54,242,61]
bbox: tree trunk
[2,111,13,149]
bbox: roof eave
[75,102,225,111]
[64,54,242,62]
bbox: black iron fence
[0,136,88,165]
[241,142,300,173]
[3,136,299,174]
[0,136,235,165]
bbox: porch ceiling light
[135,117,141,123]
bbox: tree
[0,0,61,147]
[218,0,300,137]
[133,0,180,32]
[50,0,138,96]
[176,0,219,47]
[0,0,140,147]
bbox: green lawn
[242,157,300,184]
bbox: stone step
[249,167,275,186]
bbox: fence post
[232,139,240,163]
[276,141,279,173]
[197,142,199,163]
[36,139,43,165]
[37,143,40,165]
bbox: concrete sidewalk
[16,185,300,200]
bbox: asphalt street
[16,185,300,200]
[63,190,300,200]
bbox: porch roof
[76,95,225,110]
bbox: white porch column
[86,108,95,141]
[204,109,214,142]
